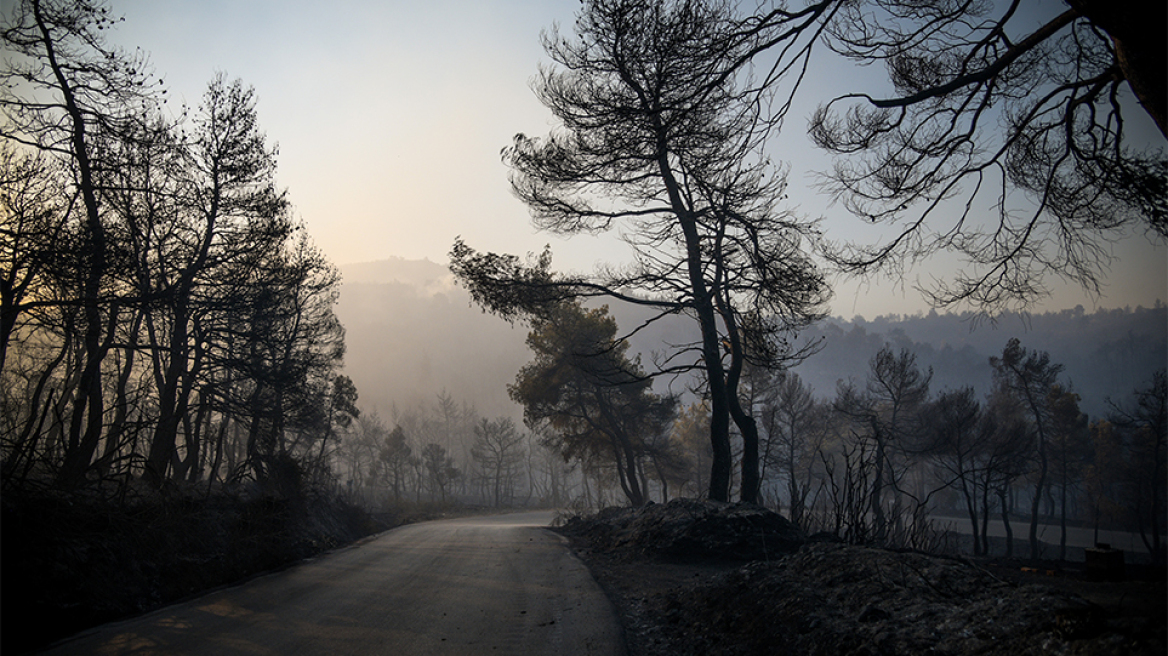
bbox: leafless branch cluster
[811,0,1167,311]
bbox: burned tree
[451,0,830,502]
[990,337,1065,560]
[1,1,346,492]
[833,346,932,543]
[509,301,675,507]
[2,0,162,487]
[470,417,525,507]
[1106,369,1167,557]
[761,371,831,528]
[812,0,1167,311]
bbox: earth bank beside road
[556,499,1166,656]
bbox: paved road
[38,511,625,655]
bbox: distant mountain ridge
[335,258,1166,422]
[340,257,458,294]
[793,305,1166,418]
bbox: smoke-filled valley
[338,257,1165,425]
[334,258,1167,559]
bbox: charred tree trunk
[1068,0,1167,137]
[35,0,109,489]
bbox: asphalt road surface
[38,511,625,655]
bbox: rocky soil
[554,499,1167,656]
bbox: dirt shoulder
[554,499,1167,656]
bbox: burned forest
[2,0,1164,654]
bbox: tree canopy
[811,0,1166,311]
[451,0,829,502]
[1,0,346,492]
[509,301,675,506]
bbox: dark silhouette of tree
[981,387,1037,555]
[232,233,344,481]
[379,424,412,502]
[761,371,830,528]
[921,387,986,552]
[323,375,359,450]
[971,387,1032,557]
[920,384,1030,556]
[421,442,459,503]
[834,345,932,542]
[526,426,571,507]
[1084,419,1123,547]
[136,74,290,486]
[812,0,1167,311]
[990,337,1064,559]
[451,0,829,502]
[1046,384,1089,561]
[640,427,692,503]
[1107,369,1167,557]
[471,417,524,507]
[340,412,388,491]
[0,145,71,373]
[509,301,675,506]
[2,0,348,495]
[2,0,162,487]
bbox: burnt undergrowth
[0,478,406,655]
[557,499,1167,656]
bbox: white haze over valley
[337,258,1167,425]
[336,259,531,422]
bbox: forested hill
[788,305,1167,418]
[338,258,1164,421]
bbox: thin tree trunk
[1029,451,1048,560]
[961,477,981,556]
[59,304,119,486]
[38,0,110,489]
[1000,488,1014,558]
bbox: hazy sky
[107,0,1166,319]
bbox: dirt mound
[557,501,1166,656]
[558,498,805,561]
[658,543,1165,655]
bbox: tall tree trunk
[961,477,981,556]
[1068,0,1167,137]
[38,0,109,489]
[733,407,760,503]
[999,487,1014,558]
[719,298,761,504]
[724,352,760,503]
[787,471,801,527]
[145,306,188,486]
[59,304,118,486]
[653,131,732,503]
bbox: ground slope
[555,499,1166,656]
